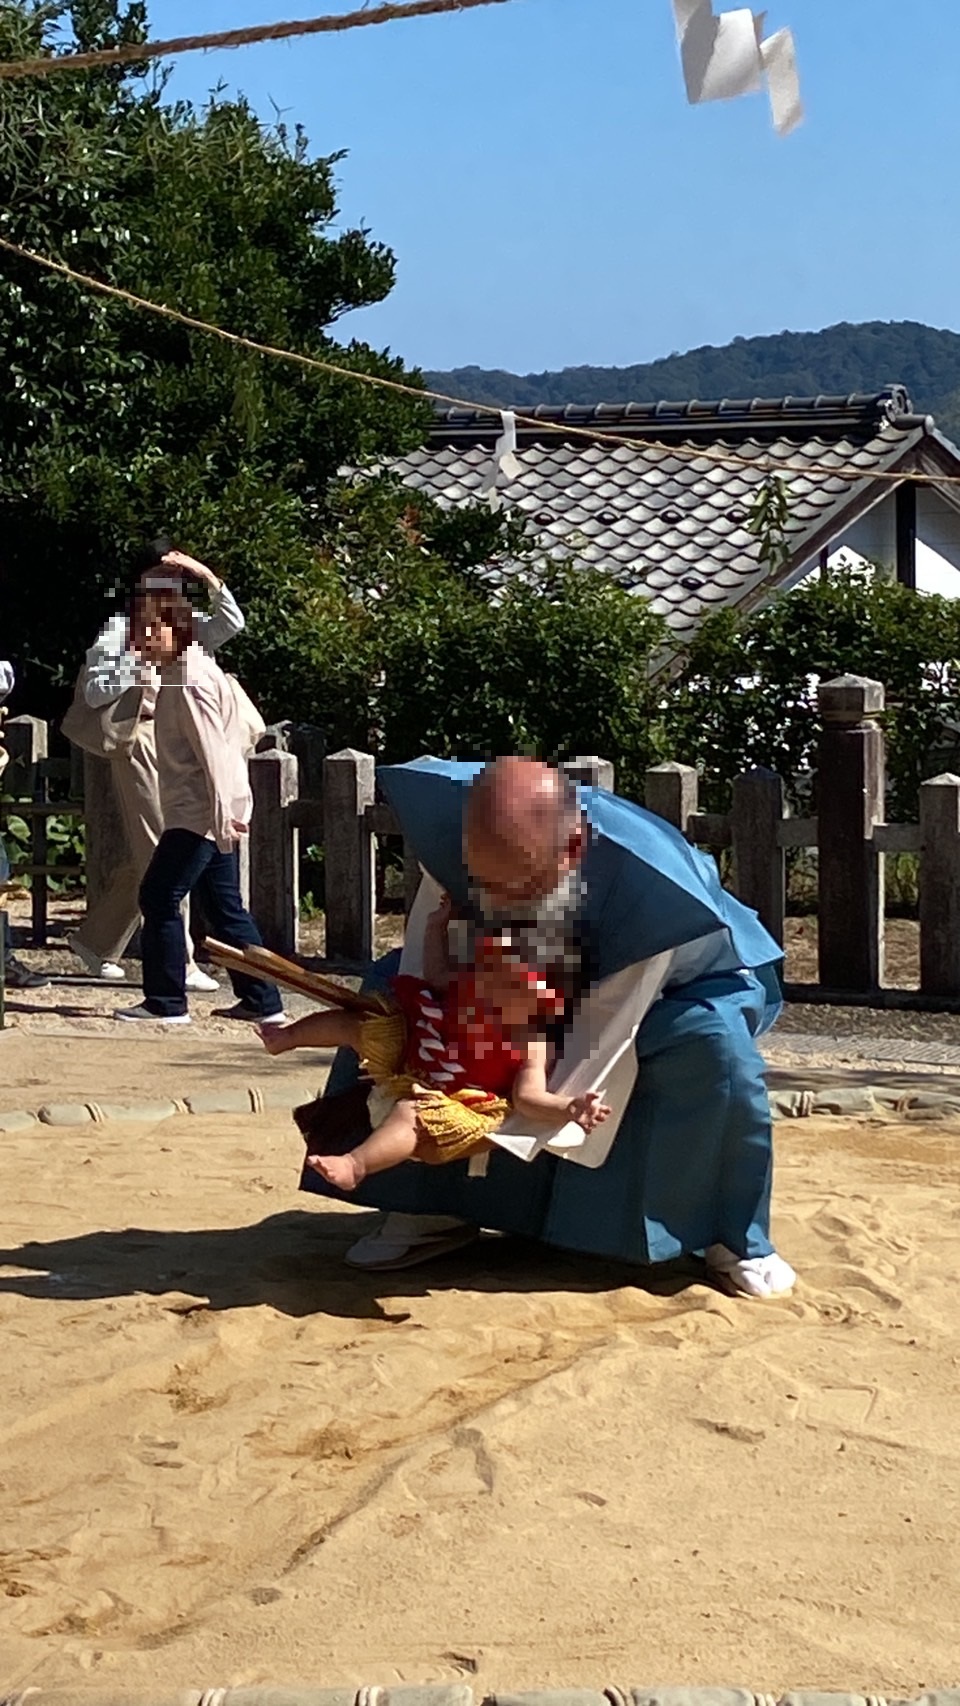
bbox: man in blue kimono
[302,755,796,1300]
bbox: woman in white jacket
[67,539,242,988]
[114,591,283,1027]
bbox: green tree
[0,0,429,713]
[0,3,668,781]
[663,565,960,815]
[241,473,669,788]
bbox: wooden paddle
[203,937,385,1014]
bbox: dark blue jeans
[139,829,283,1018]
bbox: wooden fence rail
[4,678,960,999]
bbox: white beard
[469,865,584,973]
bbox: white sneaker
[705,1243,797,1298]
[114,1002,191,1026]
[67,933,126,981]
[345,1212,479,1271]
[185,967,220,993]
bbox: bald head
[465,757,584,912]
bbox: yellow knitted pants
[358,1005,510,1162]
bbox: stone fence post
[731,767,786,945]
[323,749,375,963]
[287,725,326,805]
[3,714,48,797]
[817,675,885,992]
[919,773,960,997]
[249,749,299,956]
[644,761,699,834]
[562,756,615,792]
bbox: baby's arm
[512,1039,611,1134]
[421,890,453,992]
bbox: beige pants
[73,721,196,971]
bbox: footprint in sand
[824,1266,906,1310]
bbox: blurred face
[466,820,584,917]
[474,961,536,1036]
[130,589,193,664]
[138,558,181,593]
[472,939,565,1039]
[131,615,177,666]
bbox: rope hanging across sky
[0,0,519,79]
[0,233,952,496]
[0,0,804,139]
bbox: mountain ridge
[425,319,960,440]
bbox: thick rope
[0,0,522,80]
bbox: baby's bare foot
[307,1151,366,1191]
[256,1021,291,1055]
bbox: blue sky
[152,0,960,374]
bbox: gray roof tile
[366,388,959,645]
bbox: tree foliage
[0,0,671,781]
[0,0,429,711]
[663,565,960,817]
[233,474,669,792]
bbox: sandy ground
[4,894,960,1693]
[1,1104,960,1695]
[786,914,920,989]
[0,1024,330,1117]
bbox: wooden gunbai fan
[203,938,385,1015]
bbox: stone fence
[4,1687,957,1706]
[2,1687,958,1706]
[4,673,960,999]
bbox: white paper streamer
[672,0,802,135]
[480,408,522,510]
[759,24,802,136]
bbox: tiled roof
[381,387,960,643]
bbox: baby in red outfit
[259,891,609,1189]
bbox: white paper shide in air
[672,0,803,136]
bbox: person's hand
[568,1091,611,1134]
[162,548,221,589]
[231,820,249,837]
[256,1022,292,1055]
[429,890,453,927]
